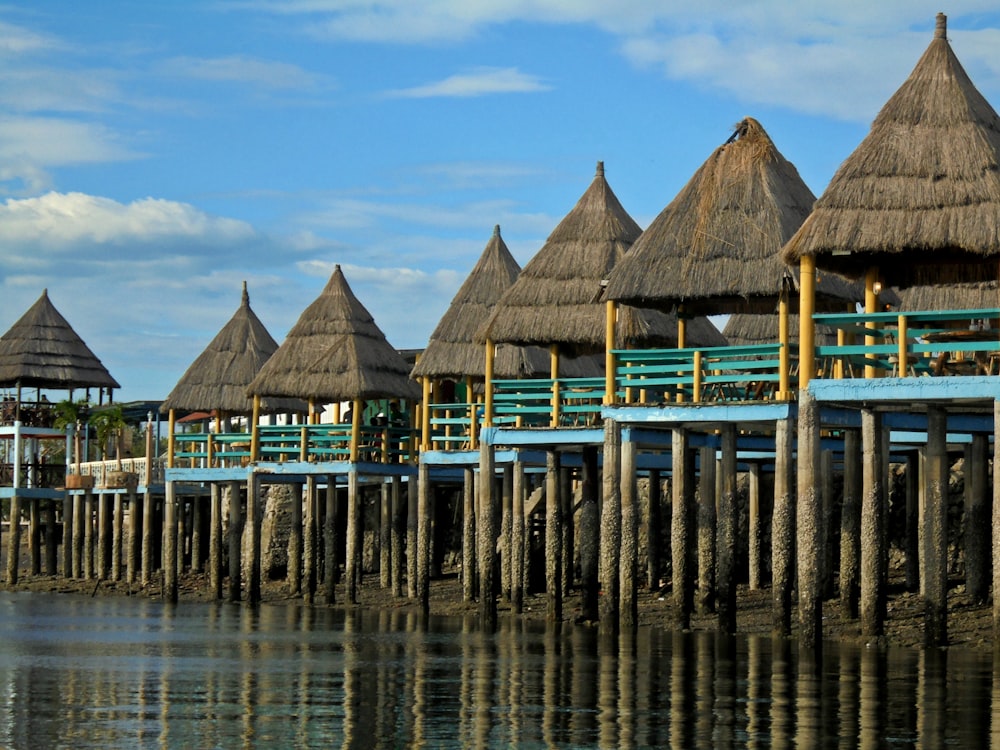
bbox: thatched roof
[160,283,305,415]
[604,117,857,314]
[782,14,1000,287]
[0,289,119,391]
[893,280,999,312]
[247,265,421,402]
[478,161,717,355]
[722,313,839,347]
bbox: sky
[2,2,1000,403]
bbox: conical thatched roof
[411,225,620,380]
[0,289,119,391]
[722,313,838,347]
[604,117,857,314]
[161,283,305,415]
[478,161,716,355]
[782,14,1000,287]
[248,265,421,402]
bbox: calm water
[0,591,995,749]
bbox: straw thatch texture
[161,283,305,415]
[782,14,1000,286]
[248,265,421,402]
[893,281,999,312]
[478,162,716,354]
[0,289,119,391]
[604,117,856,314]
[722,313,838,347]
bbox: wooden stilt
[646,468,662,591]
[964,434,989,603]
[417,462,431,613]
[923,405,948,647]
[247,473,262,605]
[72,492,84,578]
[190,495,202,574]
[7,495,21,583]
[860,407,886,639]
[620,438,638,628]
[672,427,695,628]
[797,390,822,649]
[380,481,391,589]
[462,467,476,602]
[697,444,716,614]
[209,483,221,599]
[391,476,404,598]
[345,469,360,604]
[323,477,337,605]
[112,491,123,581]
[545,450,562,622]
[600,419,621,629]
[289,481,303,596]
[126,487,139,584]
[303,476,317,603]
[512,459,528,615]
[44,499,57,576]
[29,498,40,575]
[97,491,110,578]
[62,493,73,578]
[164,480,178,603]
[83,491,94,580]
[840,429,862,617]
[747,463,761,590]
[478,441,497,630]
[772,416,794,635]
[718,424,738,634]
[992,400,1000,640]
[501,464,513,602]
[141,487,153,586]
[228,481,243,602]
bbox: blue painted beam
[807,376,1000,403]
[605,402,793,424]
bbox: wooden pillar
[247,473,262,605]
[97,491,110,579]
[288,481,303,596]
[141,488,153,586]
[379,481,391,589]
[483,339,495,429]
[748,463,761,590]
[322,477,336,605]
[7,495,21,584]
[462,466,476,602]
[904,451,920,593]
[964,434,989,603]
[415,462,431,612]
[111,491,123,581]
[796,390,822,649]
[600,419,622,628]
[125,488,139,585]
[840,429,861,618]
[671,427,695,628]
[163,480,178,603]
[545,450,563,622]
[408,464,419,600]
[72,492,84,579]
[620,438,638,628]
[605,300,617,405]
[772,416,795,635]
[83,491,94,580]
[175,496,185,576]
[821,448,835,598]
[717,424,738,634]
[512,459,528,615]
[209,483,222,599]
[777,280,791,399]
[303,476,317,602]
[992,400,1000,640]
[863,267,879,379]
[62,493,73,579]
[798,255,816,389]
[345,469,360,604]
[391,475,404,598]
[697,444,716,614]
[923,405,948,647]
[29,498,40,575]
[228,481,242,602]
[190,495,202,574]
[646,468,662,591]
[860,407,886,638]
[501,464,513,602]
[479,441,497,630]
[44,499,57,575]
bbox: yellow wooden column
[798,256,816,390]
[550,344,560,427]
[864,266,880,379]
[676,306,687,403]
[483,339,495,428]
[421,376,432,452]
[250,394,261,462]
[349,397,362,462]
[167,408,176,469]
[778,283,791,399]
[605,300,617,405]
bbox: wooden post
[416,462,431,613]
[840,429,862,617]
[772,416,795,635]
[111,491,123,581]
[778,279,791,398]
[483,339,495,428]
[83,490,94,580]
[125,487,138,584]
[72,491,84,579]
[420,376,432,451]
[545,450,563,621]
[28,498,40,575]
[323,477,336,605]
[620,438,638,628]
[676,310,687,404]
[462,467,476,601]
[550,345,560,427]
[797,390,822,649]
[718,424,738,633]
[479,440,497,630]
[923,405,948,647]
[965,435,989,603]
[62,491,73,579]
[380,481,391,589]
[7,495,21,584]
[670,428,695,628]
[167,409,176,468]
[250,396,261,463]
[860,407,886,639]
[288,480,303,596]
[227,480,242,602]
[391,475,404,598]
[164,480,178,603]
[864,267,880,379]
[798,255,816,389]
[992,400,1000,641]
[345,469,360,604]
[209,482,221,599]
[605,300,617,405]
[697,444,716,614]
[748,463,761,590]
[512,459,527,615]
[600,419,621,628]
[501,464,513,601]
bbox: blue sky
[2,2,1000,402]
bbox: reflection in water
[0,591,998,748]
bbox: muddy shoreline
[3,568,994,652]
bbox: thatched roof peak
[0,289,119,391]
[603,117,855,314]
[781,13,1000,287]
[935,12,946,39]
[248,265,420,402]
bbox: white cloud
[385,66,549,98]
[160,55,333,91]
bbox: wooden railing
[76,457,165,486]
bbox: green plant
[89,405,126,462]
[52,398,90,432]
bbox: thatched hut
[248,264,421,411]
[604,117,856,315]
[412,225,603,382]
[781,14,1000,288]
[0,288,119,404]
[160,282,305,421]
[722,313,838,347]
[893,281,999,313]
[478,161,724,355]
